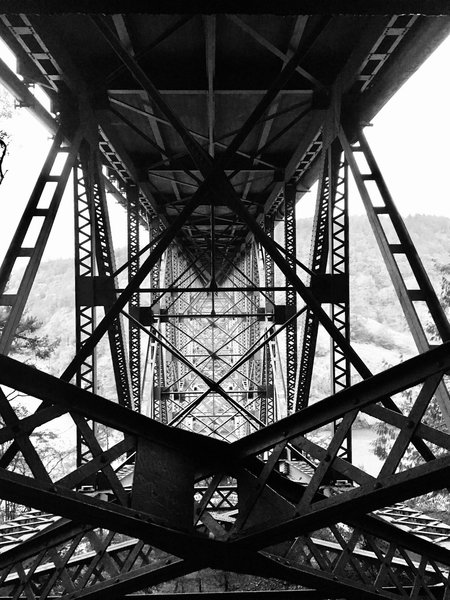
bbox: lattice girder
[0,339,450,596]
[1,7,450,599]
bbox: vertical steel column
[150,216,165,422]
[127,184,141,412]
[245,245,256,355]
[236,250,249,434]
[251,242,262,392]
[236,249,248,369]
[261,216,276,425]
[164,246,176,391]
[151,245,173,424]
[243,246,254,420]
[244,243,260,429]
[73,143,134,467]
[176,254,191,385]
[296,151,329,410]
[329,143,352,465]
[284,182,297,415]
[74,150,97,468]
[150,217,162,306]
[89,151,133,410]
[172,249,182,389]
[152,345,167,424]
[264,216,275,303]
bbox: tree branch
[0,136,7,184]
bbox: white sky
[1,32,450,260]
[364,33,450,218]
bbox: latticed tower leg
[329,142,352,465]
[127,184,141,413]
[295,141,352,472]
[151,242,167,424]
[74,143,134,465]
[89,150,133,410]
[74,149,97,468]
[244,246,255,407]
[164,246,177,397]
[234,250,249,435]
[152,345,167,424]
[296,145,329,411]
[146,216,166,422]
[261,216,276,425]
[150,217,162,306]
[284,181,297,415]
[246,242,263,424]
[242,242,262,428]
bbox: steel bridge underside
[1,3,450,599]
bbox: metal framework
[0,5,449,599]
[127,183,141,412]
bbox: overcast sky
[364,33,450,219]
[1,32,450,260]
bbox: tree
[0,387,74,523]
[372,385,446,463]
[0,310,67,523]
[0,308,60,364]
[0,85,13,185]
[371,266,450,516]
[0,134,7,184]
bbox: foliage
[426,261,450,341]
[0,308,60,364]
[372,261,450,476]
[1,393,72,478]
[0,86,13,120]
[0,290,65,522]
[372,387,447,469]
[0,134,7,184]
[296,214,450,403]
[0,85,13,184]
[0,391,74,523]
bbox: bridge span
[0,3,450,598]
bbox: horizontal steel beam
[238,452,450,550]
[1,343,449,478]
[0,594,332,600]
[149,313,270,319]
[0,56,58,135]
[0,354,228,465]
[0,468,219,561]
[230,341,450,460]
[117,287,287,293]
[111,89,313,96]
[1,1,449,14]
[0,468,384,597]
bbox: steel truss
[127,184,141,413]
[260,216,277,426]
[74,152,97,468]
[0,8,449,600]
[284,182,298,416]
[1,345,450,598]
[329,144,352,466]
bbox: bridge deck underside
[0,6,449,599]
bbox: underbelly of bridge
[0,3,449,599]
